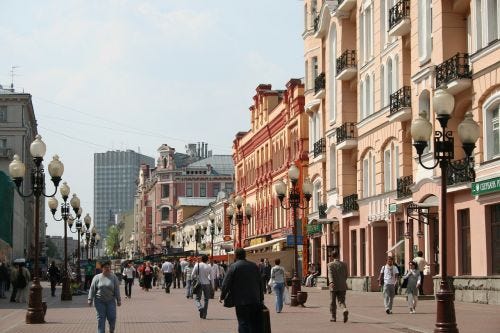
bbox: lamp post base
[434,279,458,333]
[290,275,301,307]
[61,276,72,301]
[26,278,45,324]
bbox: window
[362,151,376,198]
[161,207,170,221]
[380,65,386,107]
[329,145,336,190]
[491,204,500,274]
[0,138,6,148]
[305,60,309,90]
[0,106,6,122]
[487,0,498,44]
[474,0,500,51]
[383,142,399,192]
[351,230,358,276]
[482,92,500,160]
[313,180,322,213]
[161,184,169,198]
[212,183,220,196]
[360,229,366,276]
[309,111,321,150]
[311,56,318,86]
[329,24,337,123]
[186,183,193,197]
[418,0,432,62]
[458,209,471,275]
[200,183,206,197]
[360,1,374,64]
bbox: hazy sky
[0,1,304,237]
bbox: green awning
[0,171,14,245]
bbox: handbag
[267,277,275,288]
[223,291,234,308]
[191,263,201,294]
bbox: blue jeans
[273,282,284,313]
[94,299,117,333]
[186,279,192,298]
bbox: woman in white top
[270,258,286,313]
[122,261,136,299]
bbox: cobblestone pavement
[0,282,499,333]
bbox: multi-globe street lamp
[48,186,81,301]
[410,86,479,333]
[208,212,216,262]
[275,164,312,307]
[66,211,87,289]
[227,195,252,248]
[8,135,64,324]
[89,228,101,260]
[194,224,204,257]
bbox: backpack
[16,271,27,289]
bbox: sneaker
[412,309,416,314]
[386,309,390,314]
[343,310,349,323]
[330,317,336,322]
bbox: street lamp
[227,195,252,248]
[8,135,64,324]
[274,164,312,307]
[194,224,204,257]
[48,186,81,301]
[208,212,216,263]
[67,209,85,289]
[410,87,479,333]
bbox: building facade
[0,87,43,262]
[94,150,155,244]
[303,0,499,303]
[232,79,309,275]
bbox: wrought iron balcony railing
[336,122,356,144]
[435,53,472,88]
[342,194,359,214]
[313,138,326,158]
[336,50,356,74]
[397,175,413,199]
[390,86,411,115]
[389,0,410,31]
[447,158,475,186]
[314,73,325,94]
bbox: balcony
[388,86,412,122]
[313,138,326,158]
[447,158,475,186]
[314,73,326,98]
[0,148,12,158]
[389,0,410,37]
[396,175,413,199]
[342,194,359,215]
[333,0,356,18]
[336,122,357,150]
[336,50,357,81]
[435,53,472,95]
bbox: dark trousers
[330,290,347,318]
[419,271,425,295]
[85,275,92,290]
[173,274,182,288]
[235,303,264,333]
[9,285,17,302]
[124,278,133,297]
[164,273,172,292]
[50,279,57,296]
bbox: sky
[0,1,305,237]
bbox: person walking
[269,258,286,313]
[378,256,399,314]
[220,248,264,333]
[88,260,121,333]
[0,259,9,298]
[191,255,212,319]
[327,251,349,322]
[173,259,182,289]
[155,263,163,289]
[9,263,18,303]
[185,259,194,299]
[161,259,174,293]
[48,261,60,297]
[413,251,427,295]
[122,261,136,299]
[211,260,221,293]
[403,261,421,314]
[152,262,159,288]
[142,261,153,291]
[263,259,272,294]
[84,260,95,291]
[180,258,189,288]
[14,263,30,303]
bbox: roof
[187,155,234,175]
[177,197,216,207]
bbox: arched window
[380,65,386,107]
[387,57,393,96]
[362,150,376,198]
[313,180,322,212]
[329,145,336,190]
[365,75,371,117]
[360,79,365,119]
[394,55,399,92]
[483,91,500,160]
[383,141,400,192]
[329,24,337,123]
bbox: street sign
[388,203,397,213]
[286,235,303,246]
[472,176,500,196]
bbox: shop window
[459,209,471,275]
[351,230,358,276]
[491,204,500,274]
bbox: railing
[389,0,410,30]
[0,148,12,158]
[390,86,411,115]
[318,203,328,218]
[313,138,326,158]
[397,175,413,199]
[314,73,325,94]
[435,53,472,88]
[336,50,356,74]
[336,122,356,144]
[447,158,475,186]
[342,194,359,214]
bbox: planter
[297,291,308,306]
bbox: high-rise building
[94,150,154,241]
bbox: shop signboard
[286,235,303,246]
[307,224,322,235]
[471,176,500,196]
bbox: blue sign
[286,235,303,246]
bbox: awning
[244,237,286,251]
[309,217,339,225]
[415,196,439,207]
[386,239,405,253]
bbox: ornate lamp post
[48,186,81,301]
[194,224,204,257]
[208,212,216,263]
[227,195,252,248]
[8,135,64,323]
[274,164,312,307]
[410,87,479,333]
[67,211,86,289]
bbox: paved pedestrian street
[0,282,499,333]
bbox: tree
[46,238,60,259]
[105,225,121,258]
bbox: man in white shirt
[180,258,189,288]
[413,251,427,295]
[378,256,399,314]
[161,259,174,293]
[191,255,212,319]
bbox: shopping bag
[283,287,291,305]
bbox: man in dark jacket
[220,248,264,333]
[48,261,60,297]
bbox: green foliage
[105,225,121,257]
[46,238,60,259]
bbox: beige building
[303,0,499,303]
